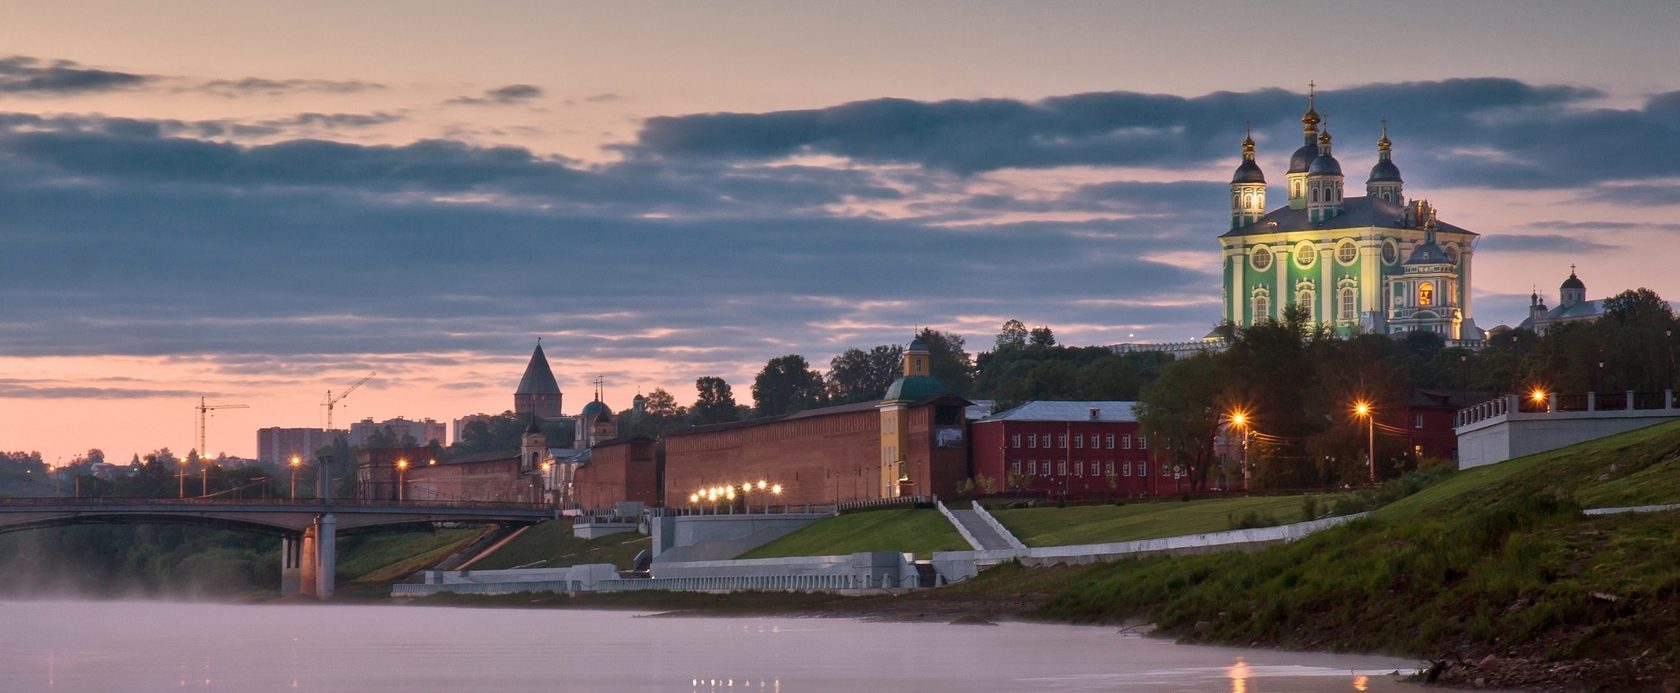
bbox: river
[0,601,1422,692]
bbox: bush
[1300,494,1321,522]
[1228,510,1282,530]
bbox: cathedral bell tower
[1229,124,1266,229]
[1286,84,1320,211]
[1305,126,1344,223]
[1365,120,1404,203]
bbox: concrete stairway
[941,504,1023,551]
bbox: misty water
[0,601,1423,692]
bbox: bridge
[0,497,554,599]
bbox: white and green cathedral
[1220,92,1480,340]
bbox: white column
[1229,245,1244,326]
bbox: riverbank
[392,421,1680,691]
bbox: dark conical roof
[1232,158,1265,184]
[1561,271,1585,290]
[516,344,561,395]
[524,415,542,435]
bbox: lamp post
[1229,411,1249,488]
[395,458,409,502]
[289,455,302,501]
[201,461,210,497]
[1354,401,1374,484]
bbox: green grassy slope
[466,519,651,570]
[1037,419,1680,685]
[337,527,490,583]
[739,508,970,559]
[990,493,1350,546]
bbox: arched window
[1340,287,1357,320]
[1381,240,1398,264]
[1252,288,1271,324]
[1311,187,1319,202]
[1233,192,1240,207]
[1295,242,1316,267]
[1297,289,1314,310]
[1419,282,1434,306]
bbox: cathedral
[1220,89,1481,340]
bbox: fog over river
[0,601,1423,692]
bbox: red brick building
[970,401,1169,499]
[570,436,659,509]
[354,446,437,501]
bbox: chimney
[1089,408,1101,421]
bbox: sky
[3,1,1679,464]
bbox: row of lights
[689,480,782,504]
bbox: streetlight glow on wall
[1353,400,1374,483]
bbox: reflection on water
[0,601,1420,692]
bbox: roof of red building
[976,400,1140,423]
[666,394,971,438]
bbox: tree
[994,319,1028,351]
[828,345,904,404]
[1604,287,1673,327]
[1029,326,1057,348]
[640,388,684,420]
[1135,354,1225,491]
[692,376,739,425]
[752,354,826,416]
[917,327,974,395]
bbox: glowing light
[395,458,409,470]
[289,455,301,468]
[741,483,751,493]
[689,493,699,503]
[1353,400,1370,417]
[1353,675,1369,691]
[757,480,767,490]
[428,458,436,466]
[1230,411,1247,428]
[771,484,782,495]
[1531,388,1547,403]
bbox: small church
[1219,86,1481,340]
[1518,267,1606,334]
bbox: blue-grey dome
[1231,159,1265,184]
[1288,143,1318,173]
[1561,272,1585,291]
[1307,154,1342,176]
[580,399,610,418]
[1367,159,1402,183]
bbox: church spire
[1287,83,1322,209]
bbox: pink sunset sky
[3,1,1679,464]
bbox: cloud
[0,55,150,95]
[620,79,1680,191]
[447,84,544,105]
[1581,183,1680,207]
[191,77,384,97]
[0,379,214,399]
[5,77,1668,377]
[1476,234,1618,253]
[1525,219,1680,233]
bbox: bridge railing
[0,496,551,511]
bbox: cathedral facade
[1219,91,1480,340]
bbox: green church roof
[883,375,945,402]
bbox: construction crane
[195,396,249,459]
[323,371,377,431]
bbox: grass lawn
[739,508,970,559]
[989,493,1349,547]
[1034,418,1680,680]
[467,519,652,571]
[337,526,490,583]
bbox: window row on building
[1008,432,1147,450]
[1010,459,1164,478]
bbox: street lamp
[1228,410,1250,487]
[395,458,409,502]
[1354,400,1374,483]
[290,455,302,501]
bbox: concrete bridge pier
[293,513,338,599]
[280,534,303,597]
[314,513,336,599]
